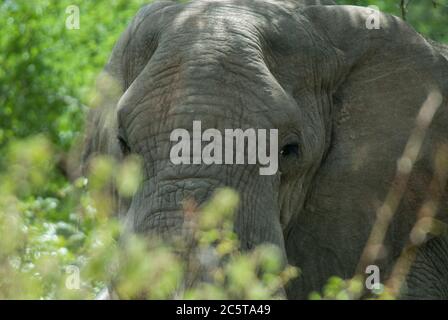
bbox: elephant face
[83,0,448,298]
[98,0,336,252]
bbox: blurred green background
[0,0,446,299]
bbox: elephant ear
[285,5,448,298]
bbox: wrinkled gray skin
[83,0,448,299]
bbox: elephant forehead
[151,1,336,90]
[166,0,291,27]
[115,0,330,141]
[155,0,312,50]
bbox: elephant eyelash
[117,135,131,155]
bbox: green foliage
[309,276,367,300]
[0,137,297,299]
[0,0,149,153]
[0,0,446,299]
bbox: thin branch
[400,0,409,21]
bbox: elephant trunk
[124,158,286,258]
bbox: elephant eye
[280,143,299,158]
[117,135,131,155]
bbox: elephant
[82,0,448,299]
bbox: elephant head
[83,0,448,299]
